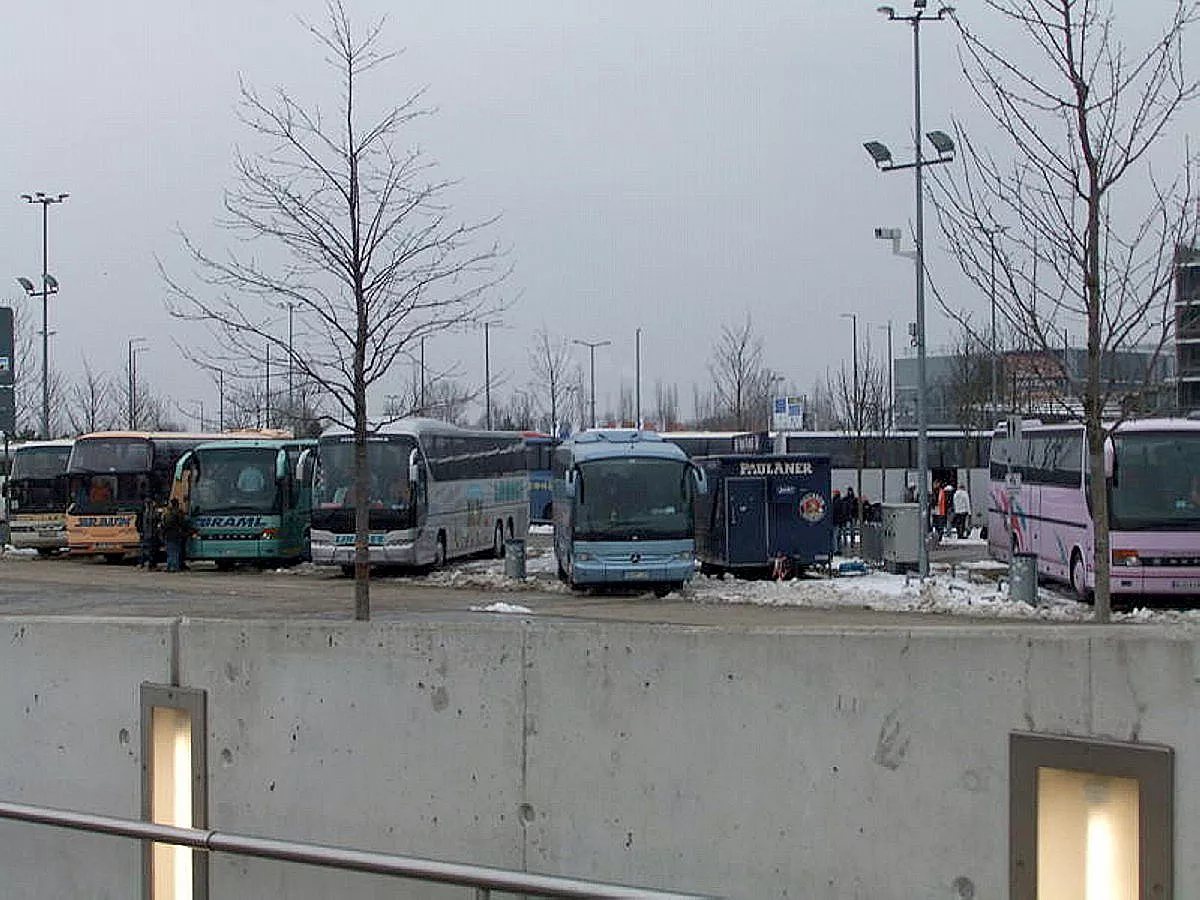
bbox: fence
[0,800,717,900]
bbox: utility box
[880,502,921,572]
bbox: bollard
[1009,552,1038,605]
[504,539,526,579]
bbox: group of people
[932,480,972,539]
[831,487,876,553]
[138,496,192,573]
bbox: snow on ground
[416,545,1200,625]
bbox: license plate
[624,570,649,580]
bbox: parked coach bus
[5,439,74,555]
[988,417,1200,599]
[173,438,316,569]
[553,429,707,596]
[310,419,529,574]
[66,430,287,561]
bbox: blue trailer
[694,454,832,578]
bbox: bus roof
[190,438,316,452]
[564,429,690,463]
[318,418,525,440]
[992,417,1200,436]
[12,439,74,451]
[74,429,292,442]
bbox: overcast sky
[0,2,1194,427]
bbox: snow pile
[469,601,534,614]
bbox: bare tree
[827,332,886,531]
[66,360,118,435]
[527,327,572,436]
[652,379,679,431]
[162,2,505,619]
[938,321,993,435]
[708,316,765,430]
[932,0,1199,620]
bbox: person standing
[160,498,191,573]
[952,482,972,539]
[138,496,160,571]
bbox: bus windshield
[314,437,416,511]
[70,439,152,473]
[575,457,694,540]
[11,446,72,480]
[190,447,280,515]
[1111,432,1200,531]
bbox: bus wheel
[653,583,682,598]
[340,564,355,578]
[103,553,124,565]
[434,534,448,569]
[492,522,505,559]
[35,548,56,558]
[1070,551,1092,603]
[215,560,235,572]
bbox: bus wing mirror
[691,464,708,495]
[408,448,421,484]
[1103,441,1115,481]
[276,450,289,481]
[565,466,578,500]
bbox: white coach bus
[309,419,529,574]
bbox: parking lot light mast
[864,0,955,578]
[572,338,611,429]
[18,190,68,439]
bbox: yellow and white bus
[6,439,74,555]
[66,430,288,561]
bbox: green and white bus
[310,419,529,573]
[173,438,316,569]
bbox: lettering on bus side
[76,515,137,528]
[737,461,814,477]
[193,516,267,530]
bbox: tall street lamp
[483,322,502,430]
[572,338,611,429]
[635,327,642,429]
[980,224,1007,420]
[864,0,955,578]
[17,190,68,438]
[840,312,859,412]
[127,337,148,429]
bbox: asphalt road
[0,535,1059,629]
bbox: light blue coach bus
[553,429,707,596]
[310,419,529,573]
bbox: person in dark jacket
[831,490,846,554]
[160,498,191,573]
[138,496,160,570]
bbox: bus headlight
[575,551,595,561]
[674,551,693,560]
[1112,549,1141,567]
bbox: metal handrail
[0,800,717,899]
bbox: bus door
[726,477,768,566]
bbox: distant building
[894,345,1173,429]
[1175,243,1200,411]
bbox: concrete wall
[1,615,1198,899]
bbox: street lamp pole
[127,338,147,429]
[572,338,611,429]
[864,0,955,578]
[19,191,68,438]
[840,312,859,412]
[635,327,642,429]
[980,224,1007,420]
[484,322,492,430]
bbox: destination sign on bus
[737,461,814,477]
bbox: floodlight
[926,130,955,157]
[877,5,896,17]
[938,6,956,17]
[863,141,894,168]
[874,227,902,240]
[16,277,35,294]
[44,274,58,290]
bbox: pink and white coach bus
[988,417,1200,599]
